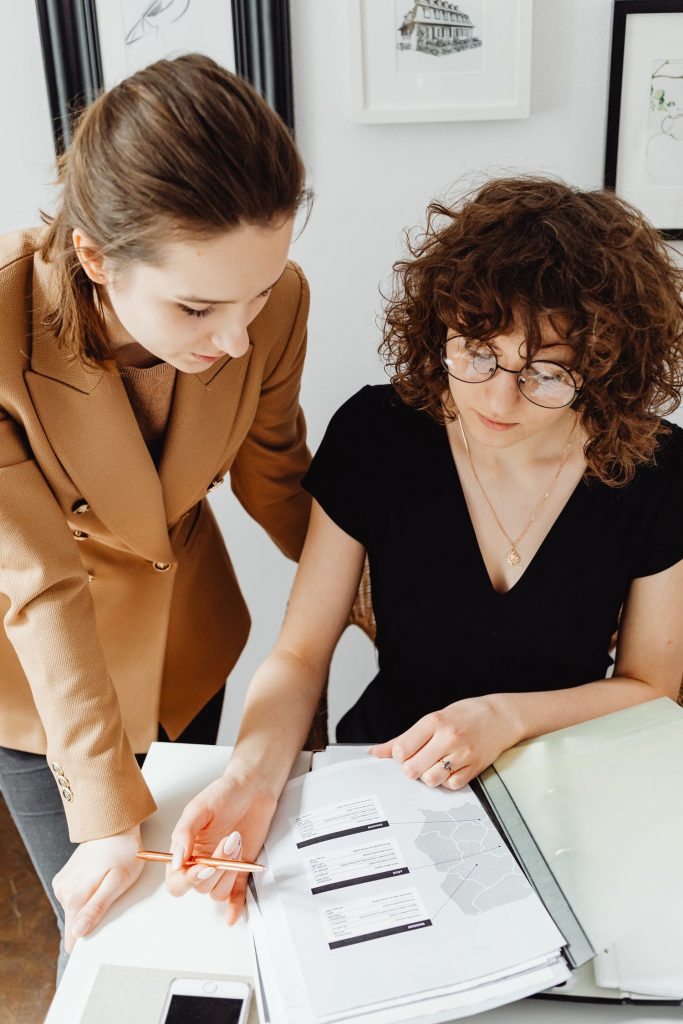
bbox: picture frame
[349,0,533,124]
[35,0,294,154]
[605,0,683,239]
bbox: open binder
[477,696,683,1004]
[248,698,683,1023]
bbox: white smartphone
[160,978,251,1024]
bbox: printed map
[414,804,531,916]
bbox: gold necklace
[457,417,577,568]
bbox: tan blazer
[0,228,311,841]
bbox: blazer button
[152,561,172,573]
[88,572,95,582]
[61,788,73,802]
[72,500,91,516]
[207,477,224,493]
[56,774,70,788]
[73,530,88,541]
[51,762,64,775]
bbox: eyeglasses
[442,338,580,410]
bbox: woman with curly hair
[167,178,683,922]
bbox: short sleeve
[301,387,373,545]
[631,424,683,578]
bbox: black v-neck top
[302,385,683,744]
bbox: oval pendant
[505,548,522,567]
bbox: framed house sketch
[349,0,533,123]
[605,0,683,238]
[35,0,294,153]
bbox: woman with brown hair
[0,53,312,969]
[166,177,683,922]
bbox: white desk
[46,743,681,1024]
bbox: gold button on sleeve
[152,561,172,573]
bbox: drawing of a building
[398,2,480,54]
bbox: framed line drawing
[605,0,683,239]
[36,0,294,154]
[93,0,238,89]
[349,0,533,124]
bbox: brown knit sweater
[119,362,177,465]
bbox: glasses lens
[519,362,576,408]
[444,341,496,382]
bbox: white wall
[0,1,55,232]
[1,1,679,744]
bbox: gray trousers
[0,745,77,981]
[0,685,225,985]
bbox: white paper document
[256,758,568,1023]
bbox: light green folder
[477,697,683,972]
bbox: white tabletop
[46,742,682,1024]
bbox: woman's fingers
[442,766,476,790]
[208,868,239,903]
[169,798,213,873]
[370,717,435,764]
[65,865,139,952]
[53,827,143,953]
[396,726,458,781]
[168,830,243,897]
[226,873,250,925]
[166,799,218,896]
[189,831,242,896]
[368,739,393,758]
[417,753,472,788]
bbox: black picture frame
[604,0,683,239]
[35,0,294,155]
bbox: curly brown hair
[380,177,683,485]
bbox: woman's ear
[72,228,107,285]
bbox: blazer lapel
[25,255,174,565]
[157,345,253,524]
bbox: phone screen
[164,995,245,1024]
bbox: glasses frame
[441,340,581,410]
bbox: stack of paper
[247,757,569,1024]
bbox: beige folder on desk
[478,697,683,980]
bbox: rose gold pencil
[136,849,264,873]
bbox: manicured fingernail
[223,831,242,858]
[171,844,186,871]
[72,918,90,938]
[196,867,216,881]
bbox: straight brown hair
[41,54,310,364]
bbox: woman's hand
[165,768,278,924]
[52,825,143,952]
[369,695,522,789]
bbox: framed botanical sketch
[349,0,533,123]
[605,0,683,238]
[36,0,294,153]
